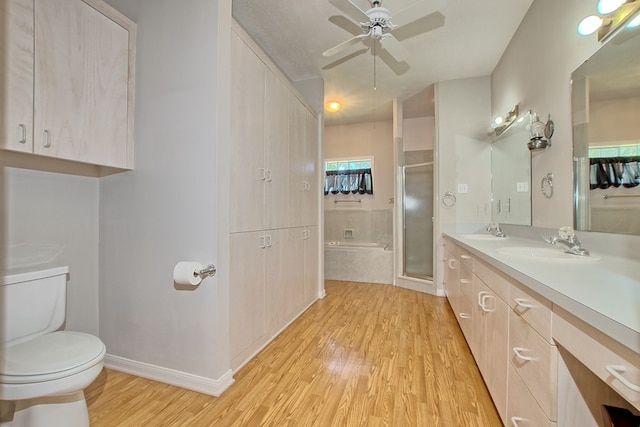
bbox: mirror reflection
[491,112,532,226]
[572,16,640,235]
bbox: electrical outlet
[457,183,468,193]
[516,182,529,192]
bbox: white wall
[403,117,434,152]
[99,0,231,385]
[434,77,492,291]
[324,120,394,212]
[2,167,100,335]
[491,0,600,228]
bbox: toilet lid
[0,331,105,383]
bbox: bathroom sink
[459,234,509,241]
[495,246,601,263]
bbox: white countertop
[443,232,640,354]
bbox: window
[324,158,374,195]
[588,144,640,189]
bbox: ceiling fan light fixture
[325,100,342,112]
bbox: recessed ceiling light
[325,101,342,113]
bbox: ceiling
[232,0,533,125]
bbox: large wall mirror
[491,112,532,226]
[572,15,640,235]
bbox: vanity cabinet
[229,23,320,371]
[1,0,136,168]
[444,237,556,425]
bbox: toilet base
[12,391,89,427]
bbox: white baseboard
[104,354,235,397]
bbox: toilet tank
[0,266,69,349]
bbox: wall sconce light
[325,100,342,113]
[488,105,519,137]
[577,0,640,41]
[527,112,554,151]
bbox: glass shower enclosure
[402,162,434,280]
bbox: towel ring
[442,191,456,207]
[541,173,553,199]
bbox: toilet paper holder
[196,264,217,278]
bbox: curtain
[324,168,373,195]
[590,156,640,189]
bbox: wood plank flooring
[86,280,501,426]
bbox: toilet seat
[0,331,106,384]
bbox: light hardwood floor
[86,281,501,426]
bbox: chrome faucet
[545,226,590,256]
[487,223,506,237]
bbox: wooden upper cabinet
[1,0,35,154]
[1,0,136,169]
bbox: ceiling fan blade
[329,0,369,23]
[323,34,368,57]
[377,46,411,76]
[391,11,444,41]
[392,0,443,28]
[329,15,364,36]
[322,48,369,70]
[380,33,409,62]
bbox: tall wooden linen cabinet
[228,24,320,371]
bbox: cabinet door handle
[259,236,266,249]
[480,294,495,312]
[18,124,27,144]
[448,259,457,270]
[510,416,525,427]
[477,291,489,306]
[512,347,535,362]
[265,235,272,247]
[266,169,272,182]
[514,298,534,309]
[43,129,51,148]
[606,364,640,392]
[459,313,471,319]
[259,168,266,181]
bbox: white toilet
[0,266,106,427]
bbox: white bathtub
[324,241,393,284]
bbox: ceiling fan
[323,0,444,67]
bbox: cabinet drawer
[509,310,557,420]
[553,307,640,412]
[473,258,509,301]
[508,363,556,427]
[509,281,553,344]
[459,264,474,304]
[459,248,474,269]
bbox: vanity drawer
[473,257,510,301]
[509,309,558,420]
[459,248,474,269]
[507,363,556,427]
[509,281,553,344]
[553,307,640,412]
[459,264,474,304]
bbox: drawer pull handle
[514,298,534,309]
[606,364,640,392]
[511,416,525,426]
[513,347,535,362]
[461,254,472,260]
[460,279,471,285]
[459,313,470,319]
[478,291,489,305]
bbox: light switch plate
[516,182,529,192]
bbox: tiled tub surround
[324,242,393,285]
[324,209,392,247]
